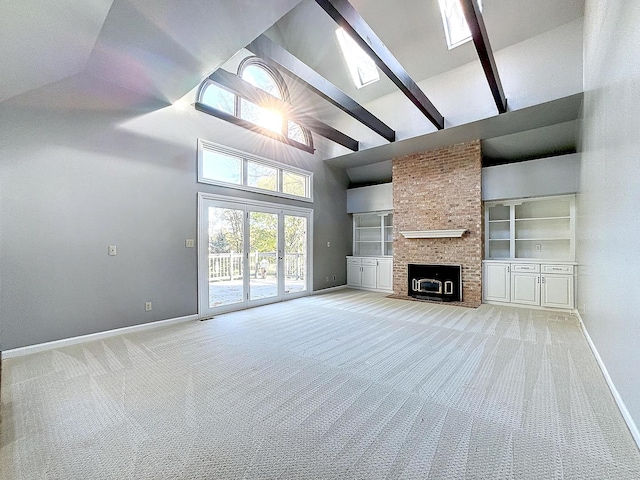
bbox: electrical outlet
[327,241,330,248]
[333,275,336,281]
[145,302,152,311]
[535,244,541,252]
[326,277,329,282]
[108,245,117,256]
[185,239,195,248]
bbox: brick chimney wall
[392,140,482,307]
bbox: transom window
[198,57,313,151]
[198,139,313,201]
[439,0,483,50]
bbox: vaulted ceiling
[1,0,585,178]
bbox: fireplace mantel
[400,229,467,239]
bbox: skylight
[439,0,482,50]
[335,28,380,89]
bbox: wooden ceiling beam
[459,0,508,113]
[246,34,395,142]
[206,69,359,151]
[315,0,444,130]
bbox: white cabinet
[511,272,540,306]
[347,256,393,292]
[361,259,378,289]
[347,258,363,287]
[483,262,511,303]
[376,258,393,291]
[541,273,574,309]
[483,260,575,310]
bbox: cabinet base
[347,285,393,294]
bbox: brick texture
[392,140,482,307]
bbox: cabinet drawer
[511,263,540,273]
[542,264,574,274]
[362,258,378,266]
[347,257,362,265]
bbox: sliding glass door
[198,194,311,317]
[204,203,245,310]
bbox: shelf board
[488,219,510,223]
[489,238,510,242]
[355,226,382,230]
[515,238,570,241]
[515,216,570,221]
[355,240,383,243]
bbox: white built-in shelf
[353,211,393,256]
[400,229,467,239]
[485,194,575,261]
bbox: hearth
[408,264,462,302]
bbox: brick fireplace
[392,140,482,307]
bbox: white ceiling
[0,0,113,102]
[1,0,584,105]
[270,0,584,104]
[1,0,585,179]
[0,0,303,104]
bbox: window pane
[249,211,279,300]
[439,0,482,49]
[240,99,283,134]
[241,65,282,99]
[282,171,307,197]
[200,83,235,114]
[247,161,278,191]
[335,28,379,88]
[284,215,307,294]
[207,207,244,307]
[202,150,242,184]
[287,121,307,145]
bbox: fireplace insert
[408,264,461,302]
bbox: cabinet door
[483,263,510,302]
[347,260,362,287]
[376,259,393,291]
[511,272,540,306]
[541,274,574,309]
[361,264,377,289]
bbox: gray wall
[347,183,393,213]
[578,0,640,432]
[482,154,580,201]
[0,73,351,351]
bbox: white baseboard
[2,314,198,359]
[312,284,348,295]
[575,311,640,449]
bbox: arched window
[198,57,313,151]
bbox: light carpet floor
[1,289,639,479]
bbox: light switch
[185,239,195,248]
[108,245,117,256]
